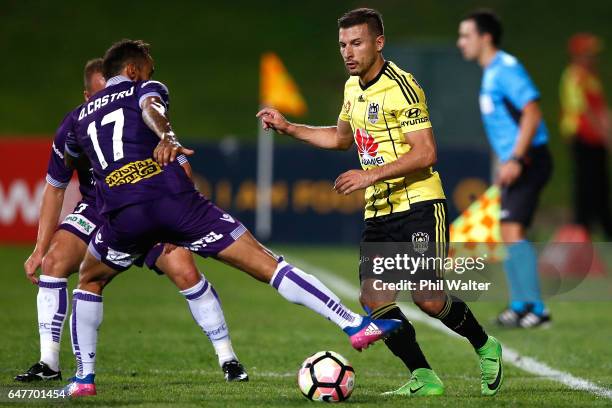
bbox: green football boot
[477,336,503,396]
[383,368,444,396]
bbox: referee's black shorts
[501,145,552,227]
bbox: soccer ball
[297,351,355,402]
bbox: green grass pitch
[0,245,610,407]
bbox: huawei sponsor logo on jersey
[355,128,384,166]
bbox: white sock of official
[70,290,103,379]
[180,276,237,366]
[270,259,362,330]
[37,275,68,372]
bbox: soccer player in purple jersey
[15,59,248,386]
[60,39,401,397]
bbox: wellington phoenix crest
[367,102,379,124]
[412,232,429,254]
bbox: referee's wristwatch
[509,154,526,167]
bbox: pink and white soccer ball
[298,351,355,402]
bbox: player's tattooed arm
[369,127,437,182]
[334,127,437,195]
[256,108,354,150]
[141,96,194,166]
[181,161,193,180]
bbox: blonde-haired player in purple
[60,40,401,397]
[15,59,248,387]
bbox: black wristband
[509,155,525,166]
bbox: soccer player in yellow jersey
[258,8,503,397]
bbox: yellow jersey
[339,61,445,219]
[559,64,608,144]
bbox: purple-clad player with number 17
[60,39,401,397]
[15,59,249,386]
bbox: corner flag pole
[256,52,307,241]
[256,112,273,241]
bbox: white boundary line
[289,256,612,400]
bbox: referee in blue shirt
[457,10,552,328]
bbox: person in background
[457,10,553,328]
[560,33,612,239]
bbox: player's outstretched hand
[256,108,291,134]
[154,132,194,166]
[334,169,374,195]
[24,250,43,284]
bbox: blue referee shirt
[479,51,548,162]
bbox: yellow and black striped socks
[434,295,488,349]
[371,303,431,371]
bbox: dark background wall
[2,0,611,230]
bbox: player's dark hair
[83,58,103,92]
[338,8,384,37]
[102,39,151,79]
[464,9,503,46]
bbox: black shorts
[501,145,552,227]
[360,199,449,283]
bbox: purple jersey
[66,76,194,214]
[46,108,96,203]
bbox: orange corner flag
[260,52,307,117]
[449,185,506,262]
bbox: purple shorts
[58,201,102,244]
[58,200,166,274]
[89,191,247,272]
[134,244,164,275]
